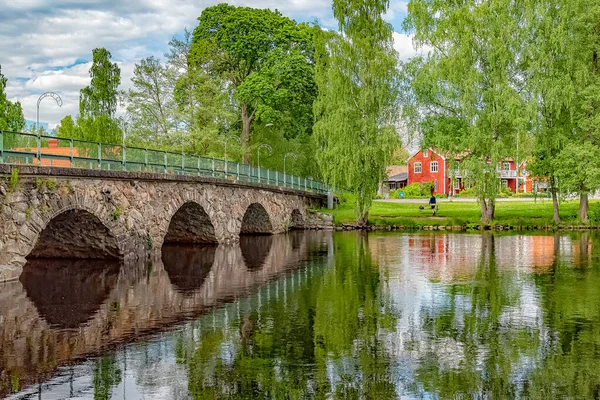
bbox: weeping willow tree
[313,0,400,226]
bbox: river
[1,231,600,399]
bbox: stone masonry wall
[0,165,326,282]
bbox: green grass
[324,198,600,228]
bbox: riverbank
[321,198,600,230]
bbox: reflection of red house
[408,148,521,195]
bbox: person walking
[429,192,437,216]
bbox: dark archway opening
[28,209,120,260]
[164,202,217,244]
[240,203,273,235]
[291,209,305,230]
[20,259,120,329]
[162,244,216,294]
[240,235,273,271]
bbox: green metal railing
[0,131,328,194]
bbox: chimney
[48,138,59,148]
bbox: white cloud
[1,0,412,127]
[393,32,430,62]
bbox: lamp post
[257,144,272,183]
[283,152,298,187]
[36,92,62,133]
[35,92,62,162]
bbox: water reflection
[0,231,329,398]
[239,235,273,271]
[6,231,600,398]
[162,244,216,294]
[20,259,120,329]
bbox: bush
[455,187,476,197]
[395,182,435,198]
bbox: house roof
[386,165,408,177]
[388,172,408,182]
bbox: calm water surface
[2,231,600,399]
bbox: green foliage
[394,182,433,198]
[80,48,121,119]
[554,142,600,196]
[314,0,399,224]
[25,206,31,220]
[93,356,121,400]
[191,4,317,161]
[0,64,25,133]
[403,0,527,222]
[454,187,476,198]
[111,206,123,221]
[8,168,18,192]
[45,179,56,190]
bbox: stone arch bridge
[0,165,331,282]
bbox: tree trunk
[579,191,589,223]
[357,210,369,228]
[480,198,495,224]
[241,103,253,164]
[550,176,560,224]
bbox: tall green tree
[190,4,317,162]
[80,48,121,119]
[520,0,577,223]
[404,0,526,222]
[169,30,234,156]
[0,65,25,132]
[314,0,399,225]
[125,56,174,146]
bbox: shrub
[455,187,476,197]
[395,182,435,198]
[8,168,19,192]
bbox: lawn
[323,198,600,228]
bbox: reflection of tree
[178,232,396,398]
[93,356,121,400]
[524,232,600,398]
[413,233,539,398]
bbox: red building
[407,149,520,195]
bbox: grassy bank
[322,198,600,229]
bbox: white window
[430,161,439,173]
[503,162,510,171]
[424,149,429,157]
[454,179,461,190]
[501,179,508,188]
[414,162,422,173]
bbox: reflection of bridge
[0,164,331,282]
[0,231,332,397]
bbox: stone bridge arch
[0,193,127,273]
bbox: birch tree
[404,0,526,222]
[314,0,399,226]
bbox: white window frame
[503,162,510,171]
[414,162,422,174]
[423,149,429,157]
[454,179,461,190]
[501,179,508,188]
[430,161,439,173]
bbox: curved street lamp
[283,152,298,187]
[257,144,272,183]
[36,92,63,134]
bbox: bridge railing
[0,131,328,194]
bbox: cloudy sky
[1,0,420,128]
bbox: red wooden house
[407,148,520,195]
